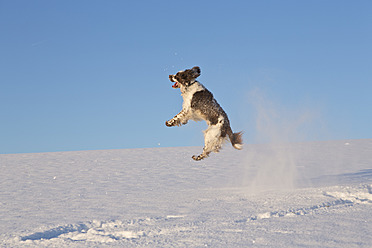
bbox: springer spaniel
[166,66,243,160]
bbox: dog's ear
[191,66,201,78]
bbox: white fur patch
[203,117,226,153]
[181,82,205,112]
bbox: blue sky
[1,0,371,154]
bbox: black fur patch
[191,89,230,134]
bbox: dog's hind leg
[192,152,210,161]
[192,124,224,161]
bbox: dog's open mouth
[172,82,179,88]
[169,75,180,88]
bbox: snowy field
[1,139,371,247]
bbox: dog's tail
[228,128,243,150]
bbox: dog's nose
[169,75,175,82]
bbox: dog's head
[169,66,201,89]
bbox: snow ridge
[20,223,89,241]
[19,220,146,244]
[237,184,372,222]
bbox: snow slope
[0,139,371,247]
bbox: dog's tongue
[172,82,178,88]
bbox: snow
[0,139,371,247]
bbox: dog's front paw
[165,120,174,127]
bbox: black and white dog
[166,66,243,161]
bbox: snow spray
[242,89,320,194]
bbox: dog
[166,66,243,161]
